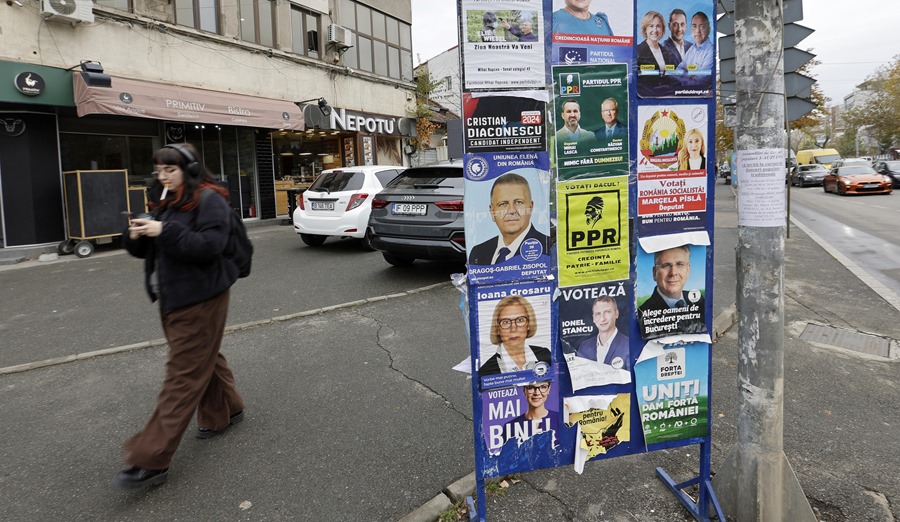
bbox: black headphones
[165,143,201,178]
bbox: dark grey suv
[367,160,465,266]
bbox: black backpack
[203,189,253,278]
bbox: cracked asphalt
[1,184,897,520]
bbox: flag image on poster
[634,339,710,447]
[637,105,708,173]
[559,282,633,391]
[552,64,629,180]
[463,91,547,153]
[564,394,631,473]
[472,281,554,391]
[556,177,629,288]
[635,234,709,340]
[482,382,560,457]
[465,152,552,286]
[550,0,634,65]
[635,0,714,98]
[461,0,545,90]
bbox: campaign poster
[635,234,709,340]
[550,0,634,65]
[559,281,633,391]
[463,91,547,153]
[553,63,629,180]
[482,382,560,457]
[635,0,715,98]
[461,0,546,90]
[556,177,629,288]
[634,339,710,447]
[472,280,554,391]
[636,105,709,234]
[564,394,631,473]
[465,152,552,286]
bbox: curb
[0,281,453,376]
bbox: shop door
[0,112,65,247]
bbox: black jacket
[124,188,239,311]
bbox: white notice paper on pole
[736,148,786,227]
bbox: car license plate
[392,203,427,215]
[311,201,334,211]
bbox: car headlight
[840,177,852,184]
[884,176,893,184]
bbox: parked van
[796,148,841,169]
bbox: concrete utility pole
[711,0,816,520]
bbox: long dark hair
[152,143,229,212]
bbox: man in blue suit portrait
[593,97,627,147]
[468,173,548,265]
[575,296,631,371]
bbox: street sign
[784,72,815,98]
[784,48,816,74]
[787,97,817,122]
[783,23,814,48]
[720,57,735,83]
[721,80,736,106]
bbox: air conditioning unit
[326,24,354,48]
[41,0,94,23]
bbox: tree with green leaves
[411,65,442,151]
[842,55,900,156]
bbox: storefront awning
[73,74,304,131]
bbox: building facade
[0,0,415,249]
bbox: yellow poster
[568,393,631,459]
[557,177,630,287]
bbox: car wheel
[360,236,377,251]
[382,253,415,266]
[300,233,327,246]
[823,183,829,193]
[837,183,846,196]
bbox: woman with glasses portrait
[479,295,551,376]
[502,381,559,446]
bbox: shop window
[59,134,156,188]
[291,6,321,59]
[240,0,276,47]
[174,0,220,34]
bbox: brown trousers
[124,289,244,470]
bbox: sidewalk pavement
[1,184,898,521]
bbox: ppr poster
[552,64,629,180]
[556,177,629,288]
[635,0,715,98]
[550,0,634,65]
[463,91,547,153]
[465,152,552,286]
[634,339,710,447]
[461,0,546,90]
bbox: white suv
[292,165,404,247]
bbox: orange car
[823,165,893,196]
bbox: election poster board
[635,0,715,98]
[556,176,630,288]
[461,0,546,90]
[549,0,634,65]
[460,0,718,516]
[464,152,552,286]
[552,63,630,180]
[463,91,548,153]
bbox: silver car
[789,164,828,187]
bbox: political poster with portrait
[550,0,634,65]
[461,0,546,90]
[472,280,554,391]
[481,381,560,458]
[559,281,633,391]
[465,151,552,286]
[635,233,709,340]
[552,63,629,180]
[463,91,548,153]
[556,176,629,288]
[635,0,715,98]
[634,338,710,447]
[564,394,631,473]
[636,104,709,234]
